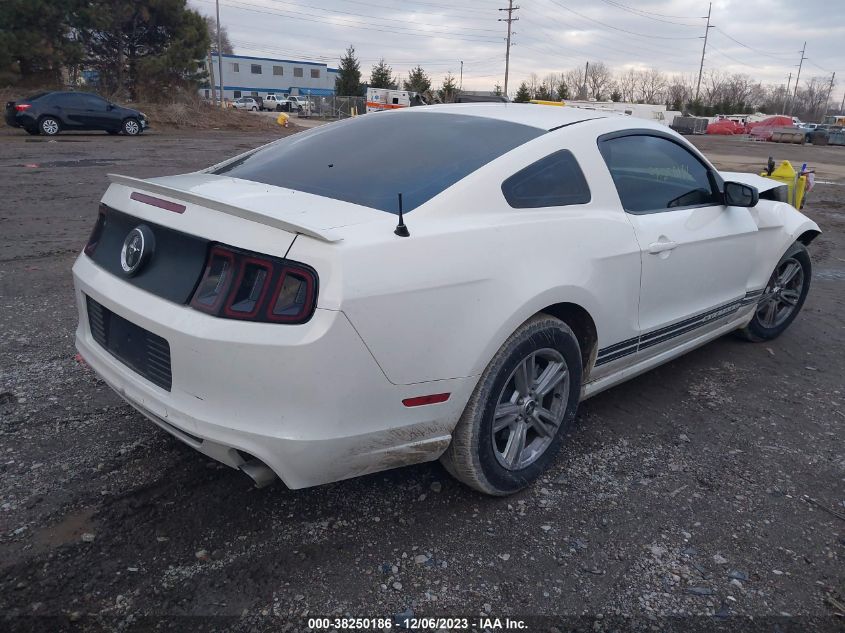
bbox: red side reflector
[402,393,451,407]
[15,104,31,111]
[130,191,186,214]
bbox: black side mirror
[724,181,759,208]
[107,103,114,110]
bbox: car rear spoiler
[107,173,342,242]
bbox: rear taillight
[190,245,318,324]
[14,104,31,112]
[84,204,108,256]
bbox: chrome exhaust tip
[240,459,278,488]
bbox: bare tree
[616,68,638,103]
[585,61,612,100]
[563,67,587,100]
[636,68,666,104]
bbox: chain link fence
[294,95,366,119]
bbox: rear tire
[39,116,61,136]
[441,314,582,495]
[738,243,811,342]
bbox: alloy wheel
[124,119,140,135]
[756,256,805,329]
[41,118,59,135]
[492,348,570,471]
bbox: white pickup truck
[263,94,311,114]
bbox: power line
[520,14,699,63]
[545,0,701,40]
[596,0,703,27]
[261,0,501,34]
[195,0,501,43]
[711,27,795,61]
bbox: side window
[310,68,320,78]
[233,90,242,99]
[599,135,718,213]
[273,65,284,76]
[251,64,262,74]
[81,94,108,110]
[501,149,591,209]
[232,63,239,73]
[293,67,303,78]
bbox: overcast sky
[189,0,844,104]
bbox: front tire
[122,118,141,136]
[39,117,61,136]
[738,243,811,342]
[441,314,582,495]
[251,106,258,111]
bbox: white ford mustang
[73,104,820,495]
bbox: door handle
[648,240,678,254]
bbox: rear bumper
[4,111,32,128]
[72,253,471,488]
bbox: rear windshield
[213,112,544,213]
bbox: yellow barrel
[761,160,808,208]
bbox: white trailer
[366,88,422,113]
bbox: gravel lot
[1,125,843,632]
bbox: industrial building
[202,54,338,101]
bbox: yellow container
[276,112,290,127]
[761,160,808,208]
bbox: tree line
[0,0,212,100]
[509,61,838,121]
[334,46,461,103]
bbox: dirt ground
[0,126,843,633]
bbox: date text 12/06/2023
[306,616,528,630]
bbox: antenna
[394,193,410,237]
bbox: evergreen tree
[493,83,503,96]
[438,72,458,102]
[610,88,623,102]
[556,81,570,100]
[0,0,87,85]
[334,45,363,96]
[534,81,552,101]
[514,81,531,103]
[369,58,397,89]
[403,65,431,94]
[83,0,209,100]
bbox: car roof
[393,103,615,131]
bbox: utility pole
[694,2,713,103]
[215,0,225,108]
[840,88,845,113]
[498,1,519,97]
[790,41,807,115]
[460,60,463,92]
[582,60,589,99]
[783,72,792,114]
[823,72,836,115]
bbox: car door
[52,93,87,128]
[76,94,114,130]
[598,131,759,356]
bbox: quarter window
[293,67,303,78]
[502,150,591,208]
[251,64,262,74]
[599,134,718,213]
